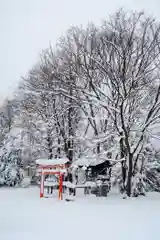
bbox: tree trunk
[126,153,133,197]
[67,85,74,162]
[97,143,100,154]
[121,161,126,191]
[57,138,61,158]
[119,134,126,192]
[67,138,73,162]
[55,122,61,158]
[47,133,53,159]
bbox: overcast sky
[0,0,160,102]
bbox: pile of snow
[20,177,31,188]
[44,182,58,187]
[84,181,96,187]
[64,181,76,188]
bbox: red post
[40,171,44,198]
[58,173,63,200]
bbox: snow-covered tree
[1,9,160,197]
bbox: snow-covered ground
[0,187,160,240]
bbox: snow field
[0,187,160,240]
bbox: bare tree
[88,10,160,196]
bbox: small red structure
[36,159,69,200]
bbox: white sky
[0,0,160,102]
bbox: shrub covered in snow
[0,149,24,186]
[111,152,160,197]
[144,160,160,192]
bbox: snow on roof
[36,158,69,166]
[42,169,66,173]
[72,158,107,167]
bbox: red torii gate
[36,159,69,200]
